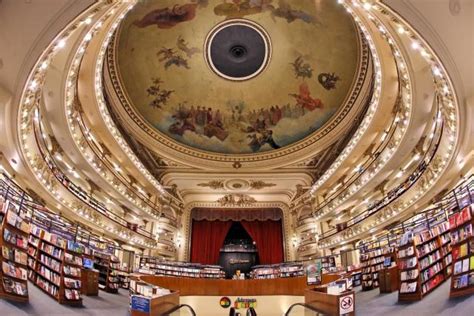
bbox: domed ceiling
[114,0,360,155]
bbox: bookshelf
[117,265,131,289]
[351,270,362,287]
[397,221,451,301]
[321,256,337,272]
[94,252,120,293]
[449,203,474,298]
[0,200,30,302]
[360,245,396,291]
[139,260,225,279]
[250,262,304,279]
[28,225,83,305]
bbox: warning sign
[339,294,354,315]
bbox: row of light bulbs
[300,115,442,253]
[62,4,164,221]
[16,1,177,251]
[301,0,413,226]
[315,0,459,249]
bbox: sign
[131,295,151,313]
[220,297,231,308]
[234,297,257,309]
[229,259,250,265]
[305,260,322,285]
[339,294,354,315]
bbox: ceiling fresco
[115,0,360,155]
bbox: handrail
[284,303,326,316]
[162,304,196,316]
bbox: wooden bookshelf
[28,226,83,305]
[139,261,225,279]
[94,252,120,293]
[350,270,362,287]
[449,204,474,298]
[250,262,304,279]
[116,266,131,289]
[397,221,451,301]
[0,200,30,302]
[360,246,396,291]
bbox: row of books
[2,245,27,266]
[65,253,82,266]
[453,257,474,275]
[28,235,39,247]
[452,272,474,289]
[453,240,474,261]
[361,256,385,267]
[130,279,171,298]
[420,262,443,283]
[64,265,81,277]
[40,243,63,260]
[451,223,473,245]
[38,254,61,272]
[449,204,474,296]
[64,289,81,300]
[66,241,84,254]
[399,257,417,270]
[417,240,439,257]
[413,222,450,245]
[36,274,59,297]
[399,246,415,259]
[37,265,60,286]
[42,231,67,248]
[64,277,81,289]
[401,269,419,281]
[449,205,472,229]
[419,250,442,270]
[2,261,27,280]
[421,274,444,294]
[2,277,28,296]
[6,211,29,234]
[360,247,395,260]
[4,228,27,250]
[400,281,417,293]
[30,225,43,238]
[27,245,36,258]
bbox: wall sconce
[176,232,182,248]
[291,234,298,248]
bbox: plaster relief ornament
[197,180,225,190]
[217,194,257,206]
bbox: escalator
[162,302,326,315]
[163,304,197,316]
[284,303,327,316]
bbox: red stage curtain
[241,220,284,264]
[190,220,232,265]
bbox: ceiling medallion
[205,19,271,81]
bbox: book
[453,246,460,261]
[454,261,463,275]
[460,243,468,257]
[449,215,457,229]
[462,258,469,273]
[461,206,472,224]
[469,273,474,286]
[469,239,474,253]
[459,274,469,288]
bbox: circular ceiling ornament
[205,19,271,81]
[225,179,250,191]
